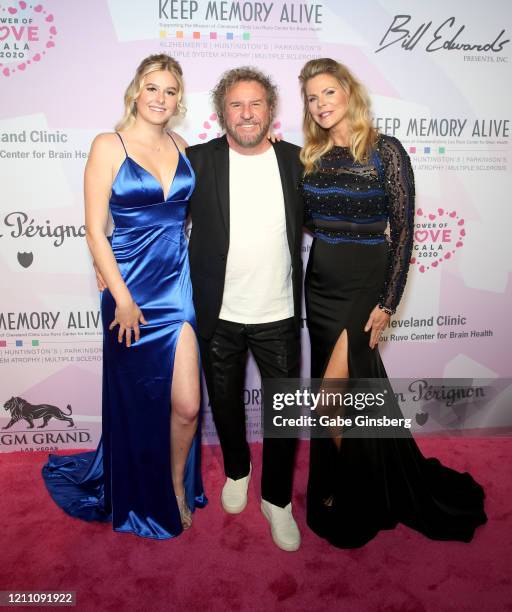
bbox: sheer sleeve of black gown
[377,135,415,314]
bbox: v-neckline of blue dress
[123,153,184,202]
[114,131,185,202]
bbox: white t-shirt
[219,146,294,324]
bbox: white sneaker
[261,499,301,552]
[221,464,252,514]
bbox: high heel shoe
[176,495,192,530]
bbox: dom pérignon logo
[17,251,33,267]
[0,2,58,78]
[415,411,429,426]
[2,396,74,430]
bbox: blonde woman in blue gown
[43,55,206,538]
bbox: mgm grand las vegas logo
[1,396,91,448]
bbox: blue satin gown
[42,132,207,539]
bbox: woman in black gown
[299,58,486,548]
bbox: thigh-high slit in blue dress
[42,132,207,539]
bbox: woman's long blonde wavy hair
[115,54,185,131]
[299,58,377,174]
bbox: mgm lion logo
[2,397,75,430]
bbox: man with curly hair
[187,66,303,552]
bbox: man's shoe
[221,464,251,514]
[261,499,301,551]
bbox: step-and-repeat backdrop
[1,0,510,451]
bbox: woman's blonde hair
[115,54,185,131]
[299,58,377,174]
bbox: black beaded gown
[302,134,486,548]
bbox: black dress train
[302,134,486,548]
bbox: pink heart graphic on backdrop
[412,208,466,273]
[197,112,219,140]
[0,2,58,78]
[415,230,429,242]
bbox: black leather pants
[199,318,300,507]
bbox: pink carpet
[0,439,510,611]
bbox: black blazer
[186,135,304,339]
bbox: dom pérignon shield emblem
[17,252,34,268]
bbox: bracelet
[378,304,395,316]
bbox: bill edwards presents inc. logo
[376,15,509,56]
[410,208,465,274]
[0,2,58,77]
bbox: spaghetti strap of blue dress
[42,132,207,539]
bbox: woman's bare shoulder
[87,133,126,167]
[168,130,189,152]
[91,132,123,152]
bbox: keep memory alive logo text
[0,2,57,77]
